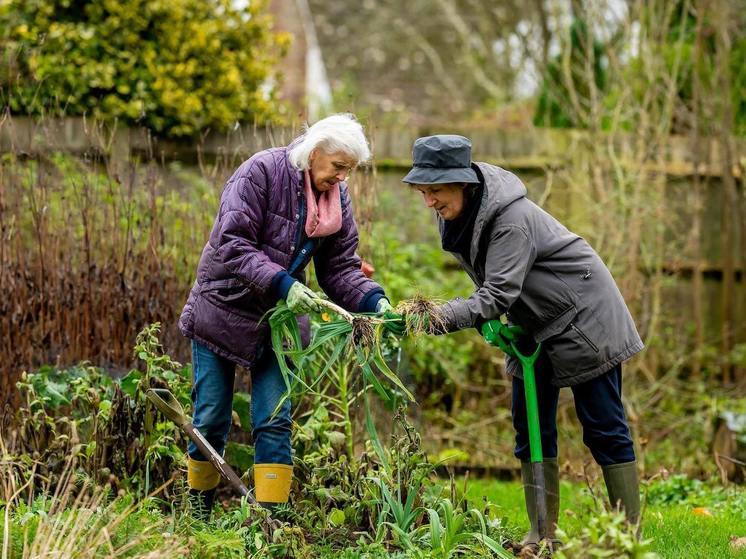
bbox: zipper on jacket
[288,190,322,277]
[570,322,599,353]
[290,187,306,265]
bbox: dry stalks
[0,119,223,404]
[1,448,185,559]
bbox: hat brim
[402,166,479,185]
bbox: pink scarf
[303,170,342,238]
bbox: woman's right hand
[481,320,526,356]
[286,282,323,314]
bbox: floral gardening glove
[286,281,323,314]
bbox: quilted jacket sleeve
[213,161,285,294]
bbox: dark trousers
[511,351,635,466]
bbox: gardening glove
[285,281,323,314]
[375,298,393,314]
[481,320,525,356]
[376,298,407,337]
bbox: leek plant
[267,300,414,462]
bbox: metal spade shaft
[145,388,255,504]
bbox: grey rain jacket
[438,162,644,386]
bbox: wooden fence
[1,116,745,374]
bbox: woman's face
[308,149,357,191]
[415,183,465,220]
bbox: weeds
[3,324,515,557]
[8,324,191,497]
[0,455,188,558]
[0,148,218,403]
[553,508,659,559]
[412,498,507,559]
[395,296,447,337]
[267,301,414,411]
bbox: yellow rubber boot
[188,457,221,491]
[254,464,293,507]
[187,458,220,520]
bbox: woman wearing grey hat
[398,134,644,549]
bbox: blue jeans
[188,340,292,465]
[511,350,635,466]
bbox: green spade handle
[507,332,548,540]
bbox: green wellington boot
[520,458,560,546]
[602,461,641,525]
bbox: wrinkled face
[415,183,465,220]
[309,149,357,191]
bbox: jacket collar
[437,162,527,265]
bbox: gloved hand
[481,319,525,355]
[285,282,323,314]
[376,299,406,336]
[382,311,406,337]
[375,298,393,314]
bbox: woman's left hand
[375,299,393,314]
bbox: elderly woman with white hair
[178,114,394,516]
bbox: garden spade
[487,323,549,544]
[145,388,257,505]
[510,338,549,544]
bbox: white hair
[288,113,371,170]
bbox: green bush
[0,0,289,137]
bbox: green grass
[5,476,744,558]
[465,477,746,559]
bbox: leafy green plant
[412,498,510,559]
[268,302,413,404]
[646,474,746,519]
[0,0,289,137]
[12,323,192,495]
[373,475,424,539]
[267,301,415,467]
[554,508,659,559]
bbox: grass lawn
[465,477,746,559]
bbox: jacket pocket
[200,278,254,307]
[569,322,599,353]
[543,319,603,380]
[534,305,577,342]
[509,267,579,331]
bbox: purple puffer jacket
[179,146,384,369]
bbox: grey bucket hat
[402,135,480,185]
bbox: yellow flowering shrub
[0,0,290,137]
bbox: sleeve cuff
[358,288,385,313]
[439,298,472,333]
[272,271,297,301]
